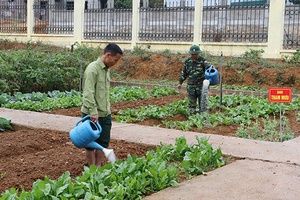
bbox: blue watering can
[69,115,116,163]
[205,65,219,85]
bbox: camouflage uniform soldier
[177,45,210,115]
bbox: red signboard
[268,88,292,103]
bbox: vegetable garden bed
[0,125,156,195]
[0,124,233,199]
[2,86,299,141]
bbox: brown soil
[1,42,300,195]
[0,125,156,194]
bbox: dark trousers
[187,85,203,115]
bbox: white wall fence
[0,0,295,59]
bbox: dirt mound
[112,53,300,92]
[112,53,185,81]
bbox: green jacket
[178,56,210,86]
[81,57,111,117]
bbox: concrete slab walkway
[1,108,300,199]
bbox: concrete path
[1,108,300,200]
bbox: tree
[289,0,300,4]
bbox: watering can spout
[85,142,116,163]
[85,141,104,150]
[102,148,117,163]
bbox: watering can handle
[76,115,91,126]
[206,65,216,74]
[75,115,102,133]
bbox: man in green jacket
[81,43,123,166]
[177,45,210,115]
